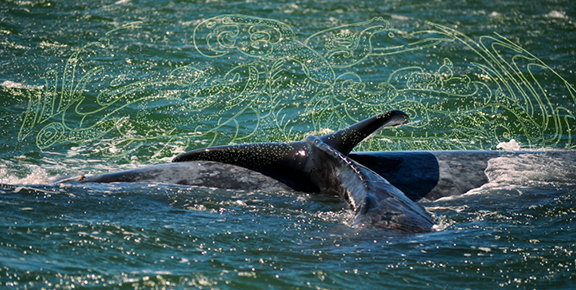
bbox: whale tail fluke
[171,110,409,192]
[319,110,409,155]
[172,110,409,164]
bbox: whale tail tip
[319,110,409,155]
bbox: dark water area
[1,0,575,288]
[2,181,575,289]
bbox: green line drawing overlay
[17,16,576,158]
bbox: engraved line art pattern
[17,15,576,159]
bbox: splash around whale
[58,110,435,233]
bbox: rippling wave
[1,0,575,288]
[5,15,575,165]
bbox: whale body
[54,110,576,233]
[60,110,435,233]
[59,149,575,201]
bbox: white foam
[391,14,410,21]
[0,80,43,90]
[545,10,568,19]
[39,41,68,48]
[496,139,521,151]
[489,11,503,18]
[469,151,576,193]
[0,164,50,185]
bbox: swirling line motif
[194,15,335,84]
[17,16,575,159]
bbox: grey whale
[54,110,576,233]
[60,110,436,233]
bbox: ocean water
[1,0,575,288]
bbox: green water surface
[1,0,575,288]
